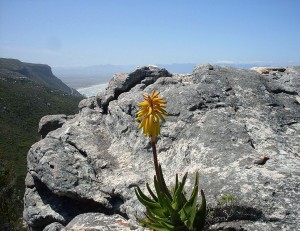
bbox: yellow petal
[137,110,147,116]
[148,106,153,115]
[138,117,147,129]
[138,101,149,107]
[156,121,160,136]
[148,114,153,135]
[153,97,164,102]
[159,108,168,115]
[155,104,166,108]
[137,90,167,140]
[155,111,166,122]
[152,91,160,98]
[144,117,149,135]
[143,94,149,101]
[151,90,155,97]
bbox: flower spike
[136,90,167,142]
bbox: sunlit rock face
[24,65,300,231]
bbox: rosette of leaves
[135,165,206,231]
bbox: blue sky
[0,0,300,67]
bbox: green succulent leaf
[172,172,188,211]
[135,187,166,218]
[135,171,206,231]
[146,182,158,202]
[174,173,179,196]
[163,194,186,227]
[147,209,169,223]
[179,184,198,228]
[194,171,199,188]
[135,186,156,204]
[174,172,188,198]
[193,189,206,231]
[154,176,170,217]
[159,165,173,200]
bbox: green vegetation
[135,165,206,231]
[206,194,237,226]
[217,194,235,207]
[0,58,76,94]
[0,157,27,231]
[0,76,83,230]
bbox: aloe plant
[135,91,206,230]
[135,165,206,231]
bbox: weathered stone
[78,97,96,111]
[251,67,286,74]
[23,180,67,231]
[107,66,171,97]
[193,63,214,73]
[24,65,300,231]
[25,172,35,188]
[38,114,67,138]
[65,213,133,231]
[95,66,172,112]
[43,222,65,231]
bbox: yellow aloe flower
[136,90,167,142]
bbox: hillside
[0,58,81,96]
[0,59,84,230]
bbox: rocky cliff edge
[24,65,300,231]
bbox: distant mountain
[53,62,289,90]
[0,58,81,96]
[53,64,137,88]
[53,62,275,89]
[53,64,196,89]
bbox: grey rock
[43,222,65,231]
[25,172,35,188]
[251,67,286,74]
[78,97,96,110]
[107,66,171,97]
[38,114,67,138]
[193,63,214,73]
[23,181,66,231]
[95,66,171,112]
[95,91,114,110]
[24,65,300,231]
[65,213,133,231]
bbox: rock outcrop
[38,115,68,138]
[24,65,300,231]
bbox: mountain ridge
[0,58,81,96]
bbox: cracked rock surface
[24,65,300,231]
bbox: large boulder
[24,65,300,231]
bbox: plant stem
[151,141,163,191]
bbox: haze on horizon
[0,0,300,68]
